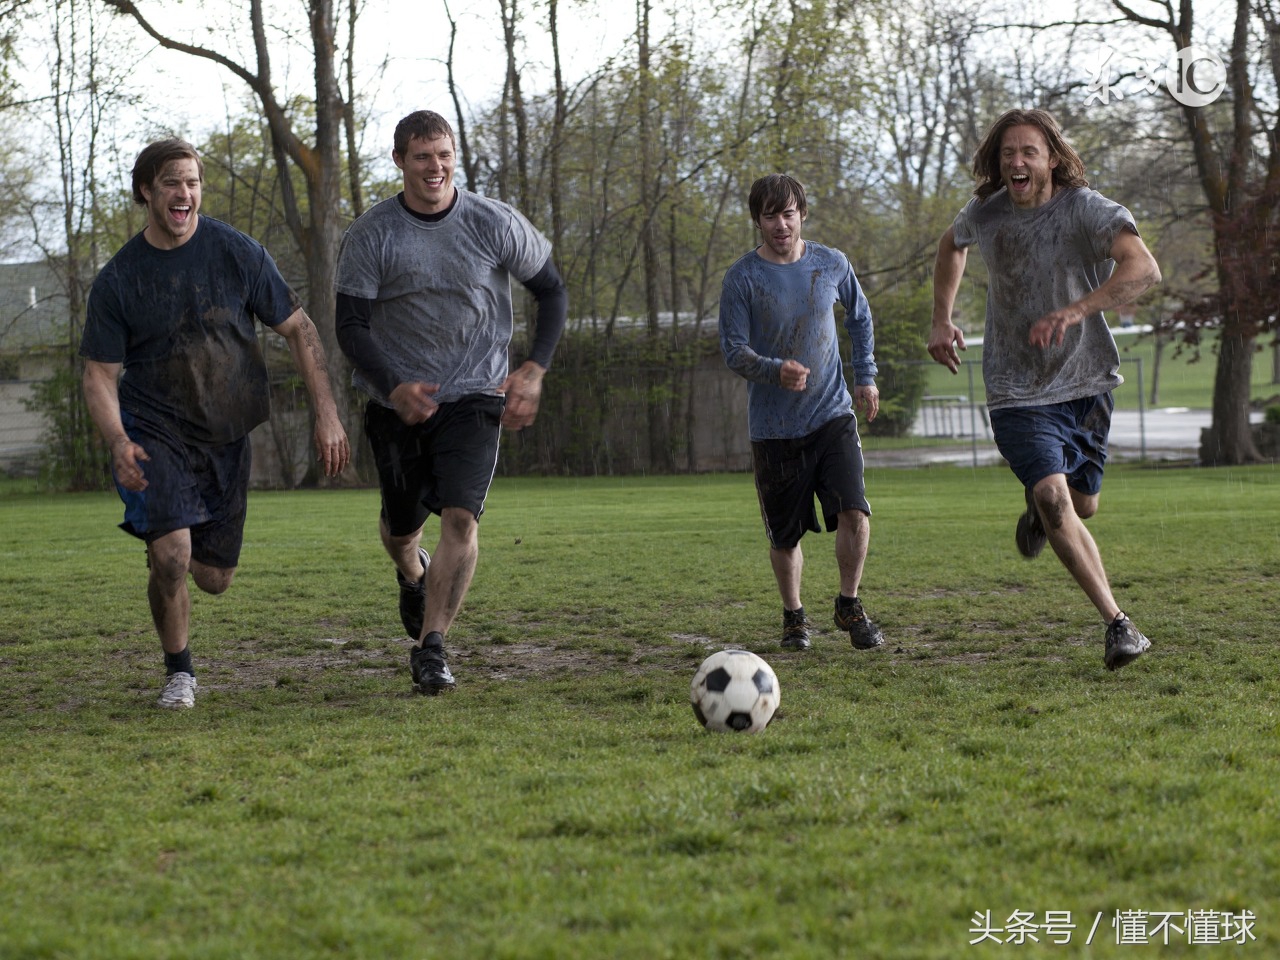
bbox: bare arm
[928,227,970,374]
[1029,229,1162,348]
[83,359,150,491]
[274,308,350,477]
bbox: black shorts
[751,414,871,550]
[115,411,251,569]
[365,395,503,537]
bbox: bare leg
[147,530,193,655]
[1032,475,1120,623]
[834,509,870,598]
[423,507,479,638]
[380,517,427,583]
[146,529,237,656]
[769,543,803,610]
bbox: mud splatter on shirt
[83,217,299,444]
[951,187,1136,410]
[719,242,876,441]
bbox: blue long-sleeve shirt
[718,241,877,440]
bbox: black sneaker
[1016,485,1047,559]
[834,595,884,650]
[396,547,430,639]
[410,633,456,694]
[781,608,811,650]
[1104,613,1151,671]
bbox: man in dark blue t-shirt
[82,138,349,709]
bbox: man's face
[140,158,202,249]
[394,134,456,214]
[755,203,805,263]
[999,124,1058,209]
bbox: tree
[442,0,480,190]
[1108,0,1280,463]
[101,0,363,477]
[15,0,140,489]
[0,1,30,95]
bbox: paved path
[870,407,1254,468]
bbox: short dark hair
[393,110,456,157]
[972,109,1088,200]
[748,174,808,223]
[131,139,203,205]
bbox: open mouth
[170,205,192,223]
[1010,174,1030,190]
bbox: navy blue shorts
[115,411,251,568]
[989,392,1113,495]
[751,414,870,550]
[365,395,503,537]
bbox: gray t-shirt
[334,189,552,405]
[951,186,1138,410]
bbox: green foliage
[860,282,932,437]
[1266,405,1280,425]
[500,328,722,476]
[1,467,1279,957]
[22,358,111,491]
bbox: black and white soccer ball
[690,649,780,733]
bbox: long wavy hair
[971,109,1089,199]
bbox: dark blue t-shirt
[82,216,301,443]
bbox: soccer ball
[690,649,780,733]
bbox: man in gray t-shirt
[929,108,1162,671]
[336,110,567,694]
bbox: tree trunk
[1200,329,1261,464]
[300,0,355,483]
[1149,330,1164,407]
[636,0,672,472]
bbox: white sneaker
[157,672,198,709]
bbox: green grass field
[2,466,1279,958]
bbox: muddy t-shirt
[718,242,877,441]
[82,216,300,443]
[334,189,552,406]
[951,186,1137,411]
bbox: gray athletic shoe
[410,634,456,695]
[1104,613,1151,671]
[157,672,197,710]
[781,609,812,650]
[1016,485,1047,559]
[834,595,884,650]
[396,547,430,639]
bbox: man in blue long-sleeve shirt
[719,174,884,652]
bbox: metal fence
[906,358,1174,469]
[2,353,1214,481]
